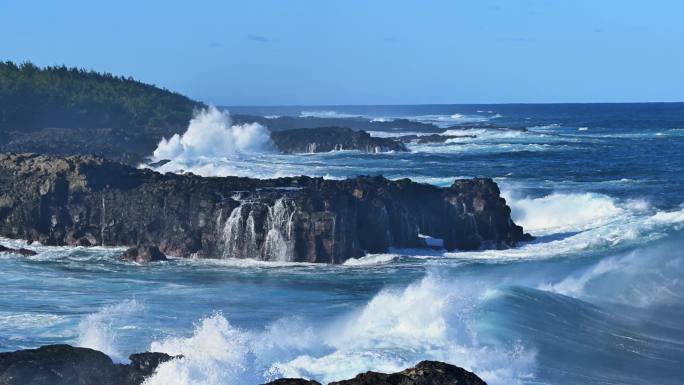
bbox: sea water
[1,103,683,385]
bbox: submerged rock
[270,127,407,154]
[121,245,168,263]
[0,153,531,263]
[0,344,177,385]
[0,244,37,256]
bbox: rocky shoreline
[0,344,487,385]
[0,153,531,263]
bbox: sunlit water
[1,103,684,385]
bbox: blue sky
[2,0,683,105]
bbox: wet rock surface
[0,153,531,263]
[0,244,37,256]
[0,345,486,385]
[263,361,487,385]
[0,345,177,385]
[270,127,407,154]
[121,245,168,263]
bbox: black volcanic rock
[0,244,37,256]
[264,379,323,385]
[0,345,484,385]
[271,127,408,154]
[0,344,177,385]
[0,153,531,263]
[121,245,168,263]
[327,361,487,385]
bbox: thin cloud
[498,37,536,43]
[247,34,277,43]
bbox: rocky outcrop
[327,361,486,385]
[262,361,486,385]
[271,127,407,154]
[0,344,177,385]
[0,153,531,263]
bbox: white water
[152,106,274,162]
[141,274,535,385]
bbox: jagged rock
[328,361,487,385]
[271,127,407,154]
[0,244,37,256]
[0,345,484,385]
[262,361,486,385]
[0,153,531,263]
[0,344,177,385]
[264,379,323,385]
[121,245,167,263]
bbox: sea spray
[152,106,274,162]
[143,274,536,385]
[76,299,144,362]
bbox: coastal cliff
[0,153,530,263]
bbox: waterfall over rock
[221,197,298,261]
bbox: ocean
[1,103,684,385]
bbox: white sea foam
[342,253,398,266]
[299,110,361,119]
[504,192,629,235]
[152,106,274,162]
[76,299,144,362]
[446,192,684,262]
[142,275,535,385]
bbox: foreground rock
[0,345,486,385]
[0,345,177,385]
[271,127,407,154]
[0,153,531,263]
[263,361,486,385]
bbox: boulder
[0,344,177,385]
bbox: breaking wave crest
[76,299,144,362]
[142,275,535,385]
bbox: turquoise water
[1,103,684,385]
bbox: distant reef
[270,127,408,154]
[0,344,487,385]
[0,153,531,264]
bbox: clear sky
[2,0,683,105]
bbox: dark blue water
[2,103,683,385]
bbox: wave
[142,274,535,385]
[444,192,684,262]
[538,234,684,307]
[504,191,642,235]
[299,110,362,119]
[76,299,145,362]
